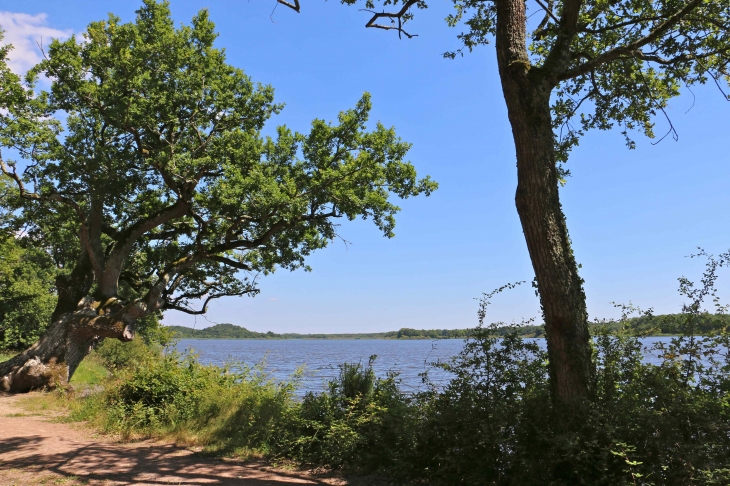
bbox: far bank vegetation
[165,313,730,340]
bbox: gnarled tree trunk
[496,0,594,408]
[0,297,135,393]
[0,254,140,393]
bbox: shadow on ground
[0,434,322,485]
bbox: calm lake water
[173,337,685,396]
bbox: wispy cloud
[0,12,72,75]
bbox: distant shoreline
[167,314,730,341]
[166,323,474,340]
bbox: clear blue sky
[2,1,728,332]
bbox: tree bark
[0,296,136,393]
[496,0,593,408]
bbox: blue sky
[2,1,728,333]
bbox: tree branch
[277,0,420,38]
[578,15,666,35]
[99,198,191,297]
[541,0,584,76]
[557,0,704,81]
[276,0,300,13]
[206,255,253,271]
[361,0,420,39]
[164,288,255,315]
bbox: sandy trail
[0,393,330,486]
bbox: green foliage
[394,327,468,339]
[93,337,158,371]
[167,322,471,339]
[597,312,730,335]
[406,324,551,483]
[376,323,729,485]
[272,356,414,472]
[0,0,436,321]
[0,232,57,349]
[169,323,281,339]
[168,316,729,342]
[75,351,295,454]
[64,321,730,483]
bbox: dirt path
[0,393,334,486]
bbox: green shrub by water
[272,356,415,472]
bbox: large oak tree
[278,0,730,407]
[0,1,436,392]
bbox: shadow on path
[0,395,329,486]
[0,435,325,485]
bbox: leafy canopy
[0,227,57,349]
[0,0,436,316]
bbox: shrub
[0,235,57,350]
[76,351,296,455]
[93,338,156,370]
[272,356,415,473]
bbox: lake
[173,336,686,396]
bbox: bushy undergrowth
[397,325,730,485]
[272,356,415,472]
[73,351,295,456]
[68,327,730,484]
[62,251,730,484]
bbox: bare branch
[164,288,255,315]
[579,15,666,35]
[361,0,420,39]
[535,0,559,25]
[276,0,300,13]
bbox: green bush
[272,356,414,472]
[394,324,730,485]
[0,235,57,349]
[93,337,157,370]
[69,324,730,483]
[76,351,296,455]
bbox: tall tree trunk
[496,0,593,408]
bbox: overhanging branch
[164,288,256,315]
[207,255,253,271]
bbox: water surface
[173,336,705,396]
[174,338,463,395]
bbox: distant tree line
[596,313,730,336]
[164,314,730,341]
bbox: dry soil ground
[0,393,338,486]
